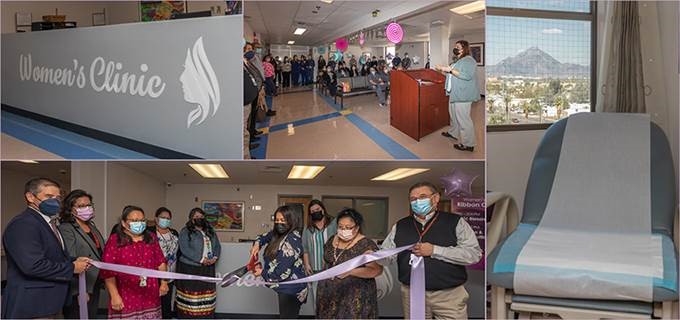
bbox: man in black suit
[2,177,89,319]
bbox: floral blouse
[255,230,308,302]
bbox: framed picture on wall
[201,200,244,231]
[469,42,485,66]
[140,1,186,22]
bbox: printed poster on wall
[453,196,485,270]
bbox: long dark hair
[115,205,153,247]
[264,205,301,260]
[185,207,215,239]
[59,189,93,223]
[306,199,331,230]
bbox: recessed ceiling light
[189,164,229,179]
[287,165,325,179]
[450,0,485,15]
[320,0,333,3]
[18,160,39,164]
[294,28,307,35]
[371,168,430,181]
[288,40,295,45]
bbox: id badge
[139,276,147,287]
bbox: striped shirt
[302,218,337,272]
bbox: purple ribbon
[79,244,425,319]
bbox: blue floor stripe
[344,113,420,159]
[317,91,343,111]
[316,90,420,160]
[2,111,153,159]
[269,112,342,132]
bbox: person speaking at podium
[435,40,480,152]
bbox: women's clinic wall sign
[2,16,242,159]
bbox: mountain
[487,47,589,78]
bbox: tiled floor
[261,89,486,160]
[1,133,62,160]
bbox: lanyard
[412,212,439,242]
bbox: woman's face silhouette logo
[180,37,221,128]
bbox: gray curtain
[601,1,646,113]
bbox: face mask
[371,71,376,75]
[128,221,146,235]
[38,197,61,216]
[453,48,461,56]
[275,223,288,234]
[75,206,94,221]
[194,218,208,228]
[255,48,263,54]
[337,228,355,241]
[410,198,433,216]
[158,218,172,229]
[244,51,255,60]
[310,211,324,221]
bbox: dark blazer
[58,220,105,297]
[2,208,74,318]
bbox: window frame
[321,195,390,239]
[486,1,598,132]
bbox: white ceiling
[2,161,485,192]
[120,161,485,190]
[245,1,485,47]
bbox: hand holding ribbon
[78,244,425,319]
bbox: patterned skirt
[175,260,217,318]
[108,306,162,319]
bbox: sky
[486,0,591,66]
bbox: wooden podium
[390,69,449,141]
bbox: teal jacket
[445,55,480,103]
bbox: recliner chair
[486,115,679,319]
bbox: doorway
[278,195,313,232]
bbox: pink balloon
[335,38,349,52]
[386,22,403,44]
[359,32,365,46]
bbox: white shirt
[380,211,482,266]
[29,206,64,249]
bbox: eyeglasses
[338,225,356,231]
[75,204,94,209]
[126,219,146,223]
[409,193,434,202]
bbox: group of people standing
[272,55,316,88]
[247,181,482,319]
[3,177,482,319]
[243,41,278,158]
[2,178,221,319]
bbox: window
[322,196,389,238]
[486,0,596,130]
